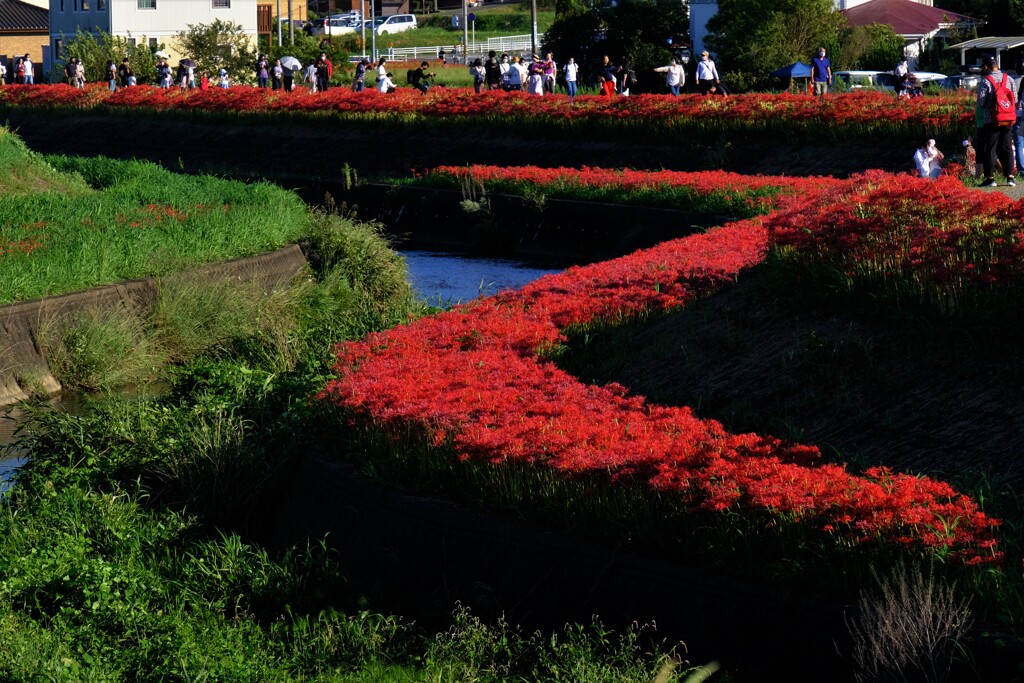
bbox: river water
[0,251,564,488]
[403,250,562,307]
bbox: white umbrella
[154,50,170,59]
[279,56,302,71]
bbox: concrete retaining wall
[0,244,308,406]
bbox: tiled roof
[0,0,47,32]
[843,0,975,36]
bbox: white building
[49,0,257,63]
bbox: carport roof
[948,37,1024,51]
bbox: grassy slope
[0,130,308,304]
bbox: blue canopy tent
[771,61,812,79]
[771,61,813,93]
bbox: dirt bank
[1,108,917,181]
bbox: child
[218,68,229,89]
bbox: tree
[174,19,258,85]
[543,0,687,90]
[705,0,845,90]
[840,23,904,72]
[59,29,158,85]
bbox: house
[0,0,47,76]
[256,1,306,46]
[49,0,257,65]
[841,0,979,70]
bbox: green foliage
[839,23,904,72]
[57,28,158,86]
[0,150,308,304]
[173,19,259,85]
[40,305,164,391]
[543,0,686,86]
[706,0,845,90]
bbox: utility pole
[462,0,468,62]
[530,0,537,57]
[288,0,294,45]
[277,0,281,47]
[371,0,377,62]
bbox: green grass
[0,137,308,304]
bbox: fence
[384,33,544,63]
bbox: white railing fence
[383,34,544,63]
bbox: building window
[138,0,156,8]
[82,0,90,10]
[149,37,158,48]
[212,0,230,7]
[98,0,105,8]
[54,38,63,58]
[60,0,64,10]
[127,37,136,49]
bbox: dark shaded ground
[557,270,1024,489]
[1,108,916,182]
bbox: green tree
[840,23,904,72]
[174,19,259,85]
[58,29,158,85]
[543,0,686,89]
[705,0,845,90]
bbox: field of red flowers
[0,83,974,139]
[415,164,846,215]
[319,168,1011,567]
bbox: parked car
[910,71,948,85]
[374,14,417,35]
[833,70,890,89]
[311,17,361,36]
[939,74,981,90]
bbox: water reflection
[403,250,563,308]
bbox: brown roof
[0,0,47,32]
[843,0,975,37]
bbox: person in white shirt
[913,139,944,179]
[378,71,396,93]
[564,57,578,102]
[654,58,685,96]
[376,57,387,85]
[499,54,511,89]
[507,56,524,91]
[22,54,33,85]
[304,61,317,93]
[695,51,719,95]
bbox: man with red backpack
[976,55,1016,187]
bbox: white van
[375,14,417,35]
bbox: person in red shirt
[199,72,209,91]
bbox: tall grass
[0,145,308,304]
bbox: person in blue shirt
[812,47,831,96]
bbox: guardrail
[384,33,544,63]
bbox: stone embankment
[0,245,307,406]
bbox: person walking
[21,54,33,85]
[303,59,317,93]
[543,52,556,94]
[485,50,501,90]
[105,60,118,92]
[256,55,269,88]
[352,58,369,92]
[118,58,133,88]
[976,55,1016,187]
[696,51,719,95]
[1014,78,1024,183]
[599,55,617,96]
[507,55,524,91]
[654,57,685,96]
[470,58,485,94]
[527,54,545,95]
[272,60,283,91]
[564,56,578,102]
[811,47,831,96]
